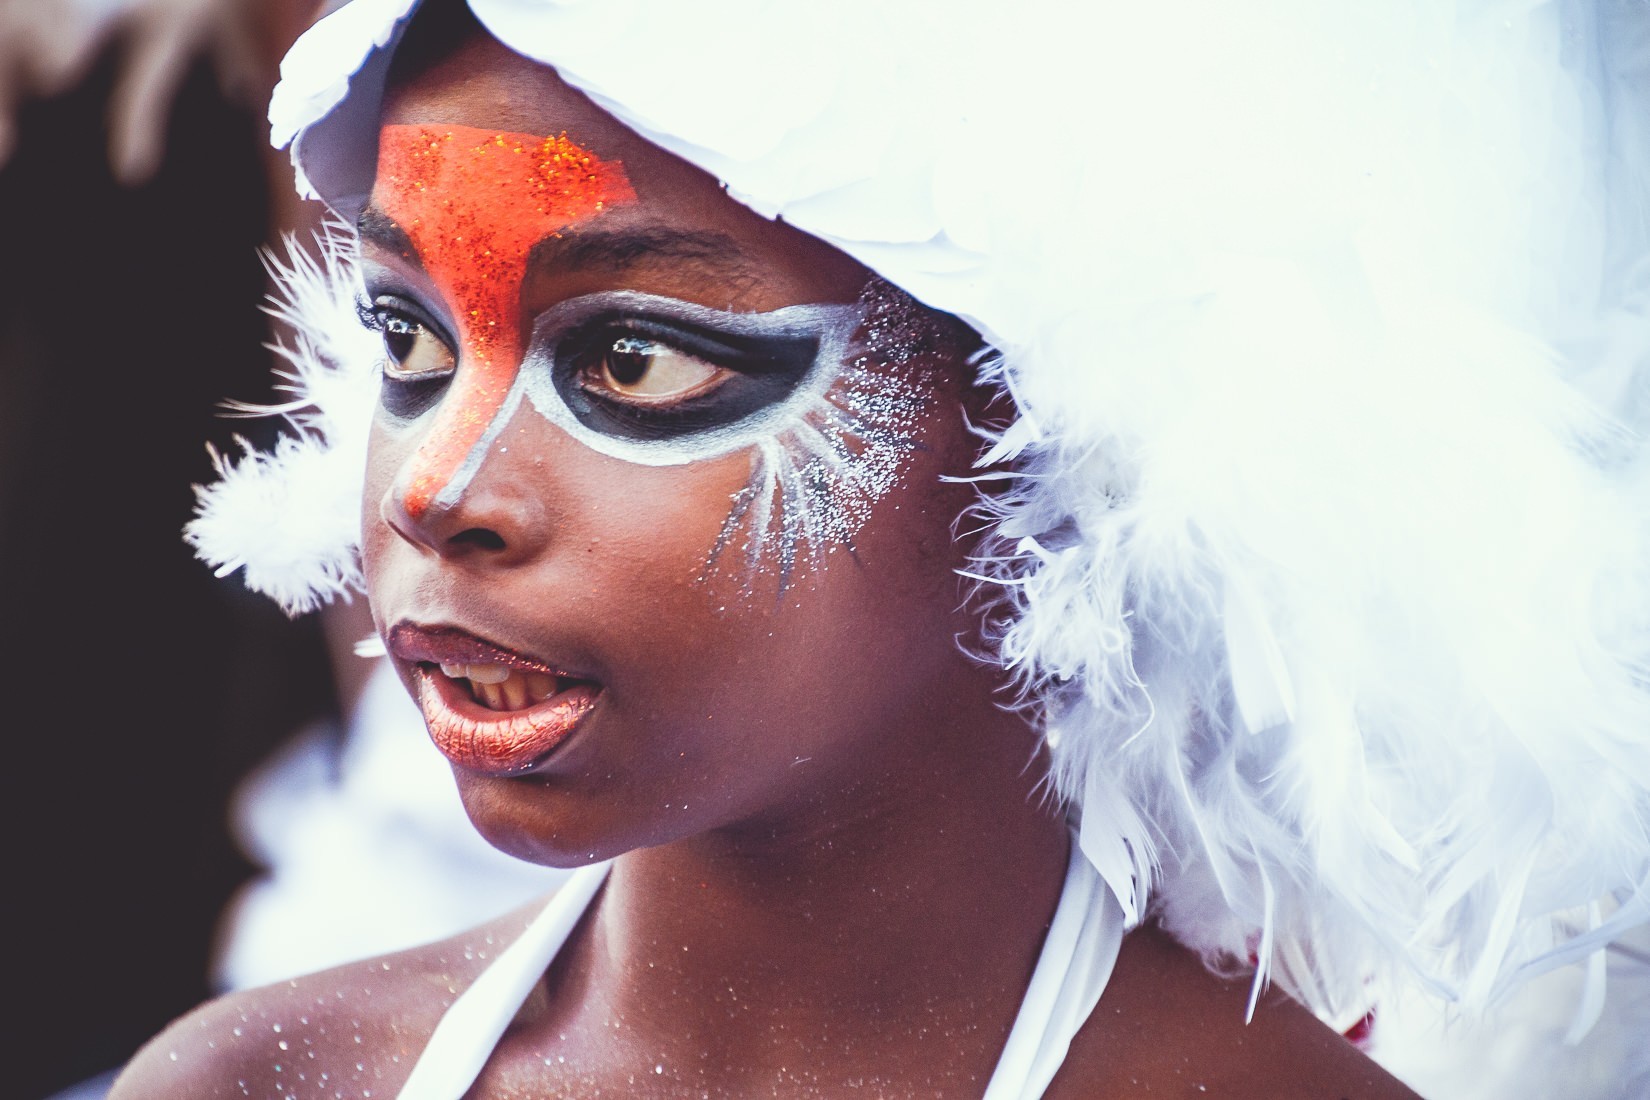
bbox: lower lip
[415,667,599,775]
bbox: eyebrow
[526,225,754,281]
[355,206,754,285]
[356,207,420,266]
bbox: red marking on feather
[1342,1008,1377,1049]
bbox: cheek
[382,406,979,860]
[668,404,979,714]
[584,460,761,592]
[360,425,408,592]
[363,404,762,599]
[361,364,978,605]
[575,396,971,656]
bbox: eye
[359,298,456,381]
[543,299,830,444]
[577,334,728,404]
[358,297,456,419]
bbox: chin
[454,772,690,868]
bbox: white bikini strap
[981,839,1125,1100]
[396,861,611,1100]
[398,843,1120,1100]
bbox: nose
[381,402,554,565]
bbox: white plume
[185,223,379,615]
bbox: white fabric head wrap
[193,0,1650,1027]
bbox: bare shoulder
[1045,924,1421,1100]
[109,893,553,1100]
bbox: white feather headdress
[198,0,1650,1035]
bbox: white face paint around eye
[389,278,945,597]
[517,291,865,468]
[699,279,941,597]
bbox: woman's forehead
[368,32,872,311]
[379,32,686,192]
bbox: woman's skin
[113,22,1419,1100]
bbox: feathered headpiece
[192,0,1650,1038]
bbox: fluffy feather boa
[194,0,1650,1059]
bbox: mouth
[387,623,602,775]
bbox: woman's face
[361,32,993,864]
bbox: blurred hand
[0,0,304,184]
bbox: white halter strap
[396,841,1122,1100]
[396,861,609,1100]
[982,837,1124,1099]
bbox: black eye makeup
[517,285,938,595]
[517,291,863,467]
[360,280,938,598]
[554,307,828,443]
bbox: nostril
[450,528,507,552]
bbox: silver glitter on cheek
[507,283,957,600]
[701,279,947,597]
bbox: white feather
[232,0,1650,1073]
[184,223,380,615]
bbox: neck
[536,675,1070,1081]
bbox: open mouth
[433,660,594,712]
[388,624,603,774]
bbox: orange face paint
[371,124,635,517]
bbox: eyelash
[357,296,751,409]
[355,297,453,353]
[355,297,383,332]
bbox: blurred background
[3,3,332,1096]
[1,3,556,1096]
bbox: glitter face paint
[368,125,941,593]
[699,280,939,594]
[371,123,635,517]
[460,279,936,596]
[375,278,937,595]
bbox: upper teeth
[437,662,566,712]
[441,661,511,684]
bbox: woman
[115,0,1650,1096]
